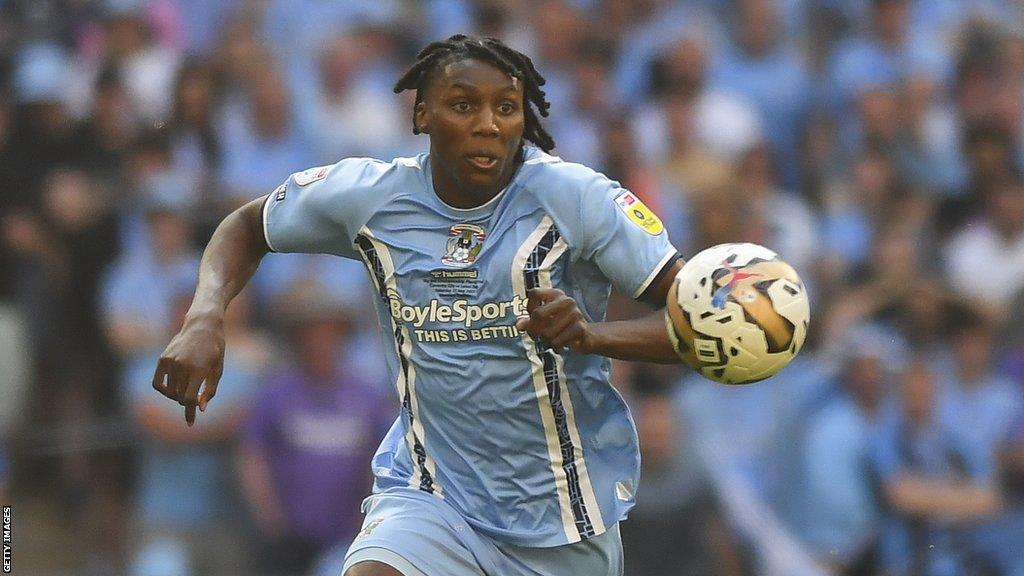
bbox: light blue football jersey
[263,146,678,548]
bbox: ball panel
[665,277,704,370]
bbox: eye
[452,101,471,113]
[498,101,517,115]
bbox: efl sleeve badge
[613,191,664,235]
[293,165,332,186]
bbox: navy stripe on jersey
[523,225,596,539]
[356,234,436,494]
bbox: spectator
[894,75,968,197]
[238,284,391,576]
[621,383,744,576]
[101,187,199,360]
[610,0,701,106]
[260,0,401,69]
[891,280,958,375]
[2,168,121,555]
[633,31,764,164]
[825,0,952,122]
[799,325,898,573]
[820,219,934,344]
[546,43,615,169]
[169,0,242,56]
[217,64,313,205]
[687,181,770,253]
[9,43,83,204]
[873,360,1002,576]
[961,121,1018,200]
[117,127,197,254]
[72,65,139,184]
[652,97,735,206]
[167,59,223,205]
[522,0,585,115]
[298,32,412,164]
[736,144,818,275]
[4,168,120,380]
[68,1,180,124]
[983,416,1024,576]
[938,310,1023,470]
[126,292,267,576]
[820,148,908,285]
[944,174,1024,320]
[711,0,812,189]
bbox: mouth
[465,152,500,172]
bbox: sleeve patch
[614,191,663,235]
[294,165,332,186]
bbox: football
[665,243,810,385]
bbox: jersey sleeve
[578,175,678,300]
[262,158,385,259]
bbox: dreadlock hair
[393,34,555,160]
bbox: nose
[472,108,500,137]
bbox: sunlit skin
[415,58,525,209]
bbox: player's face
[418,58,525,205]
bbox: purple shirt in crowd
[243,368,393,545]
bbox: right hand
[152,316,226,427]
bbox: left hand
[515,288,593,354]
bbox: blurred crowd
[0,0,1023,575]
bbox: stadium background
[0,0,1023,574]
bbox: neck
[431,156,518,209]
[434,181,504,209]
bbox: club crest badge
[442,224,486,268]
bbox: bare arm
[152,196,270,425]
[133,402,247,444]
[517,260,684,364]
[237,448,289,537]
[884,474,1001,521]
[185,196,270,324]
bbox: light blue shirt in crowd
[800,395,880,561]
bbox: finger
[518,316,548,347]
[525,288,556,315]
[199,363,223,412]
[522,299,575,341]
[185,404,196,427]
[167,363,189,403]
[152,359,173,398]
[543,309,583,343]
[529,297,576,323]
[549,321,586,350]
[183,369,205,409]
[526,288,563,310]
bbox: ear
[414,101,429,134]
